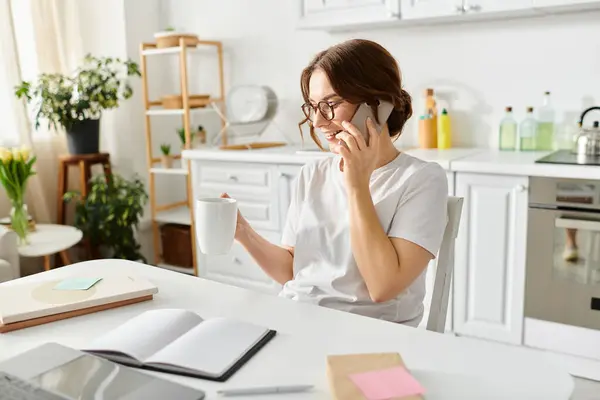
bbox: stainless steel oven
[525,177,600,331]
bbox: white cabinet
[202,229,283,294]
[298,0,401,29]
[277,165,303,237]
[533,0,600,11]
[453,172,528,345]
[446,171,454,196]
[400,0,462,20]
[298,0,600,31]
[465,0,534,14]
[193,160,302,294]
[401,0,534,21]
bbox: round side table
[18,224,83,271]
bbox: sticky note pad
[349,366,425,400]
[54,278,103,291]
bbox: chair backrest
[425,196,464,333]
[0,226,20,282]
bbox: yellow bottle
[437,108,452,149]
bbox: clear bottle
[536,91,555,150]
[519,107,537,151]
[499,106,517,151]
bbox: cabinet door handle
[515,184,527,192]
[455,4,466,13]
[226,174,238,181]
[232,256,242,265]
[464,2,481,12]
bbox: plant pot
[161,155,173,169]
[66,119,100,155]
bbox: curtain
[1,0,84,225]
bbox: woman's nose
[312,110,329,128]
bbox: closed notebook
[82,308,276,382]
[0,275,157,325]
[327,353,424,400]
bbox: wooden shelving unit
[139,38,225,276]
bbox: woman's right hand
[220,193,250,241]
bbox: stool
[57,153,112,225]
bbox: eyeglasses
[301,99,345,122]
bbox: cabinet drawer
[202,230,282,294]
[238,202,272,225]
[193,186,279,230]
[198,162,272,189]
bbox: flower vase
[10,202,29,245]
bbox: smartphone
[349,100,395,144]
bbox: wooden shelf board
[146,107,215,116]
[155,206,191,226]
[149,167,189,175]
[141,44,220,56]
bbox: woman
[223,39,448,326]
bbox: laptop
[0,343,205,400]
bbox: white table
[17,224,82,271]
[0,260,574,399]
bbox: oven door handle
[555,217,600,231]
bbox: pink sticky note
[349,366,425,400]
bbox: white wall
[164,0,600,148]
[77,0,173,261]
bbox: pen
[217,384,314,397]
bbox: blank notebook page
[146,317,268,377]
[87,309,202,361]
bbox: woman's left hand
[337,117,380,191]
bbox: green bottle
[499,106,517,151]
[519,107,537,151]
[535,91,555,151]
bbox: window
[0,60,19,147]
[0,0,21,146]
[0,0,42,145]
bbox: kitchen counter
[452,150,600,180]
[183,145,331,165]
[183,145,600,180]
[182,145,483,170]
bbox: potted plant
[160,144,173,168]
[15,54,141,155]
[177,127,196,148]
[0,146,37,245]
[63,173,149,261]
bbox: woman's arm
[237,224,294,285]
[338,119,447,303]
[221,193,294,285]
[347,188,435,303]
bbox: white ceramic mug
[195,197,238,255]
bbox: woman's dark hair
[299,39,413,149]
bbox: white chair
[0,226,19,283]
[425,196,464,333]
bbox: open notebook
[82,309,276,382]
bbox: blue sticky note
[53,277,103,291]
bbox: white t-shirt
[279,152,448,325]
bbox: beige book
[0,274,158,326]
[327,352,424,400]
